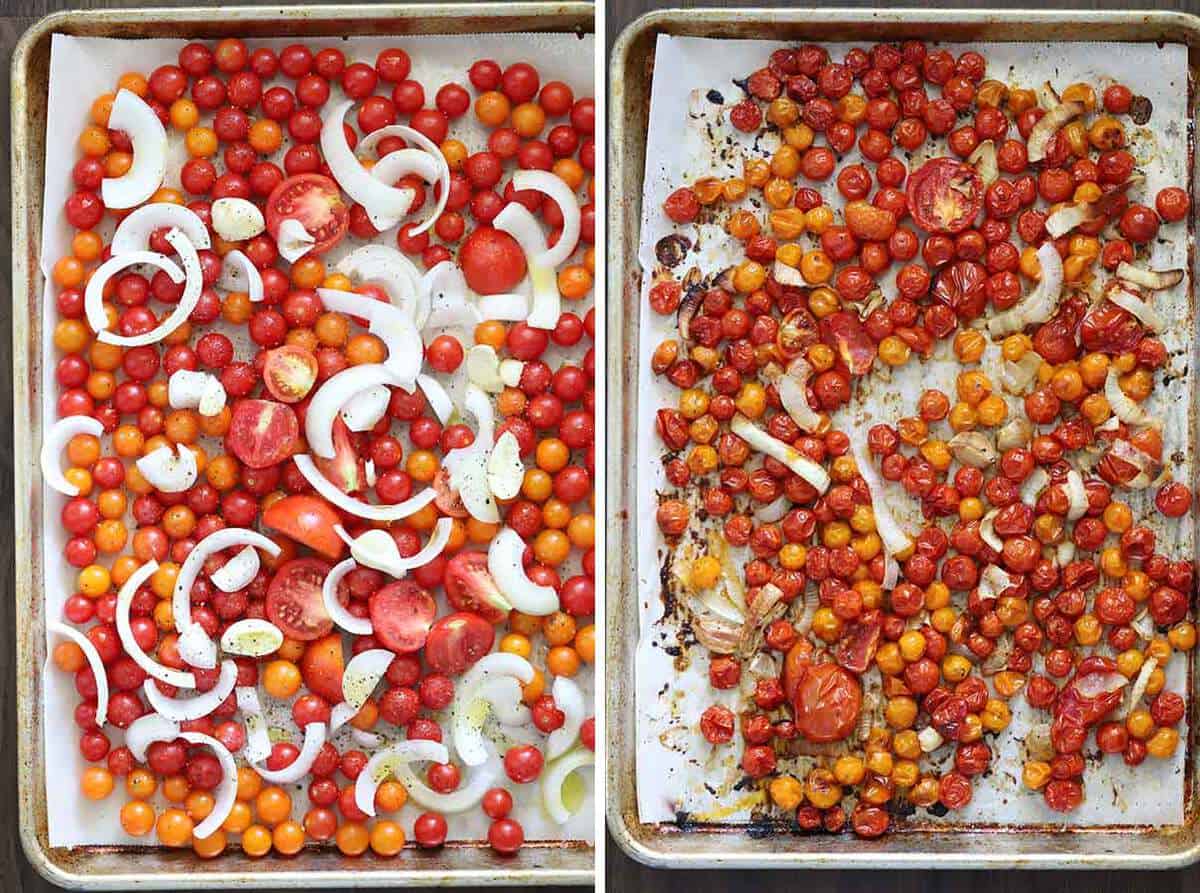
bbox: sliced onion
[478,676,530,725]
[541,748,595,825]
[851,439,912,557]
[322,100,415,228]
[493,201,560,330]
[773,260,805,288]
[111,202,210,254]
[124,712,180,762]
[466,344,505,393]
[752,494,789,523]
[365,459,378,489]
[85,250,183,335]
[1020,467,1050,507]
[451,653,535,765]
[276,218,315,262]
[448,449,499,523]
[143,660,237,722]
[177,623,218,670]
[115,559,197,688]
[1027,99,1084,163]
[371,148,442,189]
[173,529,280,634]
[417,374,454,424]
[1045,201,1096,239]
[340,384,391,432]
[500,359,525,389]
[364,125,450,236]
[341,648,394,712]
[250,722,327,784]
[488,527,559,616]
[355,739,449,817]
[977,564,1017,602]
[1065,469,1088,521]
[316,288,423,384]
[216,249,264,302]
[336,245,425,324]
[1115,263,1184,291]
[1105,369,1161,429]
[179,732,236,838]
[393,757,499,813]
[475,292,530,322]
[294,453,437,522]
[352,729,383,749]
[546,676,585,760]
[1109,438,1158,489]
[732,413,830,494]
[1124,656,1158,718]
[323,558,373,635]
[987,242,1064,338]
[980,510,1004,553]
[486,431,524,500]
[168,369,222,415]
[999,352,1043,395]
[209,546,261,593]
[421,262,479,331]
[882,554,900,589]
[136,444,198,493]
[967,139,998,186]
[329,701,357,734]
[1108,287,1165,333]
[101,89,167,208]
[918,726,945,753]
[511,169,581,268]
[41,416,103,496]
[336,517,452,578]
[101,229,203,347]
[210,197,264,242]
[997,417,1034,451]
[236,687,272,763]
[48,621,109,726]
[220,619,283,657]
[774,358,822,433]
[306,362,404,458]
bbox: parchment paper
[635,35,1193,828]
[41,31,594,848]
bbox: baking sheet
[634,34,1193,828]
[41,31,594,848]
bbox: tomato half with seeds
[266,557,335,641]
[262,494,346,559]
[442,551,510,623]
[792,663,862,743]
[424,611,496,675]
[369,581,437,654]
[263,345,318,403]
[776,307,819,360]
[265,173,349,255]
[227,399,299,468]
[907,157,983,235]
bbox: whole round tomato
[792,663,862,743]
[299,633,344,703]
[266,557,336,641]
[907,157,983,234]
[459,226,526,294]
[265,173,349,255]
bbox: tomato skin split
[906,157,983,235]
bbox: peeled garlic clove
[211,197,265,242]
[499,359,525,389]
[466,344,505,393]
[949,431,998,468]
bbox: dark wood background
[603,0,1200,891]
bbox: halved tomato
[906,157,983,235]
[265,173,349,255]
[775,307,819,360]
[442,551,510,623]
[266,557,335,642]
[227,399,299,469]
[432,467,469,518]
[263,345,318,403]
[424,612,496,675]
[369,581,437,654]
[262,494,346,560]
[459,226,527,295]
[300,632,345,703]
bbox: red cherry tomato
[458,226,527,294]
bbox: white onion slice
[882,554,900,589]
[360,124,450,237]
[365,459,378,489]
[236,686,272,764]
[1108,287,1165,333]
[216,249,265,302]
[478,676,530,726]
[220,619,283,657]
[488,527,559,616]
[775,359,822,433]
[500,359,525,389]
[417,374,454,424]
[111,202,210,254]
[451,653,535,765]
[101,89,167,209]
[335,245,425,324]
[1021,467,1050,506]
[511,169,581,268]
[371,148,442,190]
[546,676,585,760]
[352,729,382,749]
[1124,657,1159,719]
[980,510,1004,553]
[143,660,237,722]
[209,546,261,593]
[460,383,495,446]
[316,288,424,384]
[450,450,499,523]
[124,712,180,762]
[48,621,109,726]
[851,438,913,558]
[1105,369,1161,430]
[753,494,790,523]
[321,558,372,636]
[335,518,452,579]
[476,292,530,322]
[421,262,480,331]
[41,415,103,496]
[986,242,1065,338]
[486,431,524,500]
[168,369,223,416]
[355,739,449,818]
[276,218,315,263]
[115,559,197,688]
[773,260,805,288]
[918,726,945,753]
[173,528,280,635]
[341,384,391,432]
[306,362,404,459]
[1065,470,1088,521]
[1027,99,1084,163]
[85,250,183,335]
[329,700,357,734]
[466,344,505,393]
[341,648,395,712]
[1044,201,1096,239]
[250,722,327,784]
[321,100,415,228]
[294,453,437,522]
[210,197,265,242]
[731,413,830,494]
[177,622,218,670]
[136,444,198,493]
[541,747,594,825]
[493,201,561,330]
[179,732,236,839]
[1115,263,1184,291]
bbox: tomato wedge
[262,494,346,560]
[315,417,365,494]
[906,157,983,235]
[369,581,437,654]
[266,557,335,642]
[265,173,349,255]
[442,551,510,623]
[424,612,496,675]
[300,632,345,702]
[227,399,299,469]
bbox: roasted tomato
[836,610,882,674]
[820,310,876,375]
[1051,656,1128,753]
[906,157,983,234]
[265,173,349,255]
[1032,295,1087,364]
[776,307,820,359]
[932,260,988,320]
[792,662,862,742]
[1080,290,1144,353]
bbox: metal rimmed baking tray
[12,4,594,888]
[606,6,1200,870]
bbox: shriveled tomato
[266,557,335,641]
[227,399,299,468]
[424,611,496,675]
[782,637,814,704]
[262,494,346,559]
[1080,296,1143,354]
[443,551,510,623]
[932,260,988,320]
[776,307,819,359]
[459,226,526,295]
[316,417,365,494]
[265,173,348,255]
[369,580,437,654]
[300,632,344,703]
[907,157,983,234]
[792,663,862,743]
[262,345,318,403]
[820,310,876,375]
[1051,656,1127,752]
[836,610,882,674]
[1033,295,1086,364]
